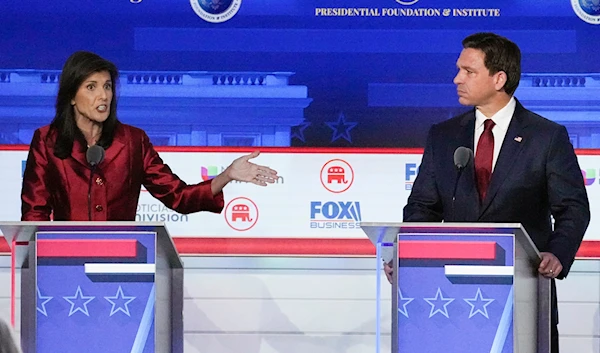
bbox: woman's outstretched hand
[227,151,278,186]
[210,151,278,195]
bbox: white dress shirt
[474,97,516,172]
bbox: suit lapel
[457,111,480,217]
[458,111,476,151]
[70,138,89,168]
[101,138,125,168]
[479,101,529,217]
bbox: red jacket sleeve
[140,131,224,214]
[21,129,52,221]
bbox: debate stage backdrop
[2,2,600,353]
[1,0,600,149]
[1,0,600,238]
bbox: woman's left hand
[227,151,278,186]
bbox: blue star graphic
[37,287,53,317]
[291,121,311,143]
[325,112,358,143]
[397,288,414,318]
[63,286,95,317]
[464,288,495,319]
[105,286,136,317]
[423,288,455,318]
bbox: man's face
[453,48,500,107]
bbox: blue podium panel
[35,231,157,353]
[396,232,515,353]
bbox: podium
[361,222,551,353]
[0,222,183,353]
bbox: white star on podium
[464,288,494,319]
[63,286,95,317]
[397,289,414,318]
[105,286,136,317]
[37,287,53,317]
[424,287,454,318]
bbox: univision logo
[582,169,596,186]
[201,166,219,181]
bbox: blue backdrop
[1,0,598,147]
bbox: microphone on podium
[86,145,105,221]
[451,147,473,221]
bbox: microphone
[86,145,105,221]
[451,147,473,221]
[453,146,473,170]
[86,145,105,167]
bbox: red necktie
[475,119,495,202]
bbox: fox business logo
[310,201,361,229]
[405,163,420,190]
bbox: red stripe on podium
[398,240,496,260]
[174,237,372,256]
[174,238,497,259]
[36,239,138,258]
[575,241,600,258]
[2,237,600,258]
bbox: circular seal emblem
[190,0,242,23]
[224,197,259,231]
[320,159,354,194]
[572,0,600,24]
[395,0,419,5]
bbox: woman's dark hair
[462,32,521,96]
[51,51,119,159]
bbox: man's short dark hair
[462,32,521,96]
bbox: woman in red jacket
[21,51,278,221]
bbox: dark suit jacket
[21,123,224,221]
[404,100,590,279]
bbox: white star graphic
[423,288,455,318]
[104,286,136,317]
[325,112,358,143]
[464,288,495,319]
[63,286,95,317]
[37,287,53,317]
[397,289,414,318]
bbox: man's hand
[538,252,563,278]
[384,262,393,284]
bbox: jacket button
[96,177,104,185]
[95,205,103,212]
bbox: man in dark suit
[398,32,590,353]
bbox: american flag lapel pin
[514,136,522,143]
